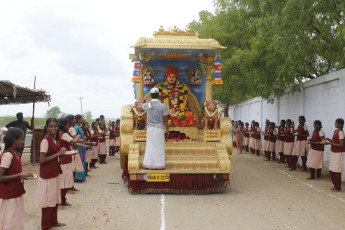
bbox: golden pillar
[198,54,216,101]
[204,64,213,100]
[136,81,144,100]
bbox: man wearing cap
[5,112,33,156]
[142,87,169,170]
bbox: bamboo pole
[31,76,36,164]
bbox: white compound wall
[228,69,345,180]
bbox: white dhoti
[142,127,165,169]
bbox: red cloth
[291,156,307,169]
[311,130,324,151]
[165,131,187,140]
[0,150,25,199]
[329,170,341,191]
[60,188,69,204]
[83,129,91,150]
[269,129,276,143]
[122,156,129,181]
[41,205,58,230]
[253,128,261,140]
[309,168,321,179]
[99,130,106,143]
[90,159,97,168]
[331,129,344,152]
[58,131,72,165]
[165,66,179,79]
[40,136,61,179]
[278,127,286,141]
[109,127,115,139]
[129,174,229,194]
[297,124,307,141]
[264,127,270,140]
[244,127,250,138]
[279,153,285,163]
[171,111,195,127]
[285,126,295,143]
[285,155,292,167]
[90,129,99,145]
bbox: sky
[0,0,215,119]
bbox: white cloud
[0,0,214,119]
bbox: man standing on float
[142,88,169,170]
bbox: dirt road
[22,149,345,230]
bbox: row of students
[108,120,120,156]
[235,117,345,192]
[0,114,116,230]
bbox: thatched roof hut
[0,80,50,105]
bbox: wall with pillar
[228,69,345,180]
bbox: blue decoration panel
[133,60,205,105]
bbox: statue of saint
[158,66,195,127]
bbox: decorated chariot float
[120,26,232,194]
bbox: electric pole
[78,97,83,115]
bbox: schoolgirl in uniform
[0,128,33,230]
[82,122,92,175]
[253,122,261,156]
[325,118,344,192]
[263,119,270,160]
[58,117,80,206]
[243,122,250,152]
[36,118,66,229]
[231,120,235,147]
[276,120,286,163]
[267,122,277,161]
[114,119,120,154]
[98,121,107,164]
[90,122,100,168]
[284,119,295,168]
[233,122,239,151]
[66,115,84,182]
[108,121,116,156]
[306,120,325,180]
[291,116,309,171]
[249,120,255,154]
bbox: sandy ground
[21,149,345,230]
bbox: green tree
[83,111,93,121]
[190,0,345,109]
[44,106,63,118]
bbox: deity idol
[158,66,195,127]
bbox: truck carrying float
[120,26,232,194]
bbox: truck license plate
[146,174,170,182]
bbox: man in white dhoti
[142,88,169,170]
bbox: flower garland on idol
[204,100,219,118]
[158,81,188,122]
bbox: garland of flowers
[204,105,218,118]
[131,105,147,117]
[158,81,188,121]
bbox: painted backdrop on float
[133,60,205,105]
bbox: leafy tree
[189,0,345,113]
[84,111,93,121]
[44,106,63,118]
